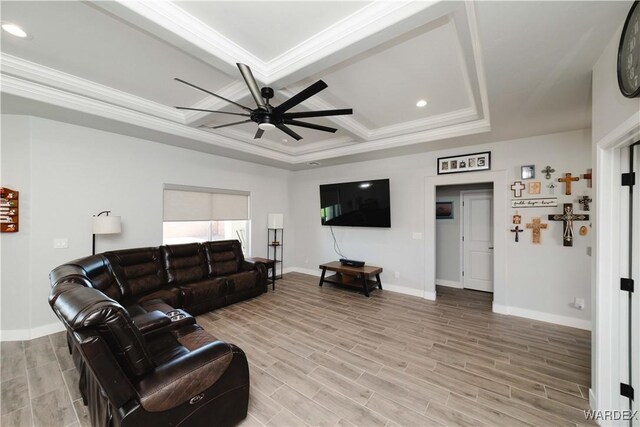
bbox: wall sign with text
[511,198,558,208]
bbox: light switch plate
[412,232,423,240]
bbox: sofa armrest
[240,260,257,271]
[132,310,172,334]
[135,341,233,412]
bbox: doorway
[435,183,494,295]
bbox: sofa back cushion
[49,255,122,301]
[159,243,208,285]
[204,240,244,277]
[49,283,154,377]
[104,248,167,299]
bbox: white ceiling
[0,1,632,169]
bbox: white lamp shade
[267,213,284,229]
[92,216,121,234]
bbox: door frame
[424,170,507,309]
[593,115,640,414]
[460,189,494,292]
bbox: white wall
[435,183,493,286]
[0,115,291,339]
[290,129,592,328]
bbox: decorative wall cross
[511,181,526,197]
[548,203,589,247]
[557,173,580,195]
[582,168,592,188]
[511,225,524,242]
[541,165,555,179]
[578,195,592,211]
[525,217,548,244]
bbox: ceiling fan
[174,63,353,141]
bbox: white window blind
[163,188,249,221]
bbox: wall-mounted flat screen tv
[320,179,391,228]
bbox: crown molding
[113,0,266,78]
[264,1,438,83]
[1,74,294,163]
[1,53,184,123]
[292,118,491,164]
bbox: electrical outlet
[586,246,592,256]
[53,238,68,249]
[574,297,585,310]
[394,271,400,279]
[304,257,309,264]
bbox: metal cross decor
[525,217,548,244]
[511,225,524,242]
[578,195,592,211]
[541,165,555,179]
[511,181,526,198]
[582,168,593,188]
[557,172,580,195]
[548,203,589,247]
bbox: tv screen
[320,179,391,228]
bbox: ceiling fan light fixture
[258,122,276,131]
[416,99,428,108]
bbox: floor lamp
[92,210,121,255]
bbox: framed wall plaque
[437,151,491,175]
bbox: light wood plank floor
[199,273,594,427]
[0,273,594,426]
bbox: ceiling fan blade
[282,109,353,119]
[254,128,264,139]
[283,119,337,133]
[237,63,266,109]
[206,119,252,129]
[174,78,253,112]
[276,123,302,141]
[175,107,250,117]
[273,80,328,114]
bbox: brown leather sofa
[49,282,249,426]
[48,240,267,426]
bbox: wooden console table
[318,261,383,297]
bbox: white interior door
[462,190,494,292]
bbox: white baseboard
[423,291,437,301]
[1,322,65,342]
[435,279,463,289]
[493,303,591,331]
[284,266,320,276]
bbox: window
[162,186,250,254]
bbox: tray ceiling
[0,1,631,169]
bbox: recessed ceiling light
[282,139,288,143]
[308,162,320,166]
[2,23,28,38]
[416,99,428,108]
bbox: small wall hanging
[541,165,555,180]
[436,201,454,219]
[521,165,535,180]
[557,172,580,195]
[525,217,548,244]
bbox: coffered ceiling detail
[0,1,630,168]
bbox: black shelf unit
[267,228,283,279]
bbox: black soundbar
[339,258,365,267]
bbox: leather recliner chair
[49,281,249,427]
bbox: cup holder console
[166,310,190,322]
